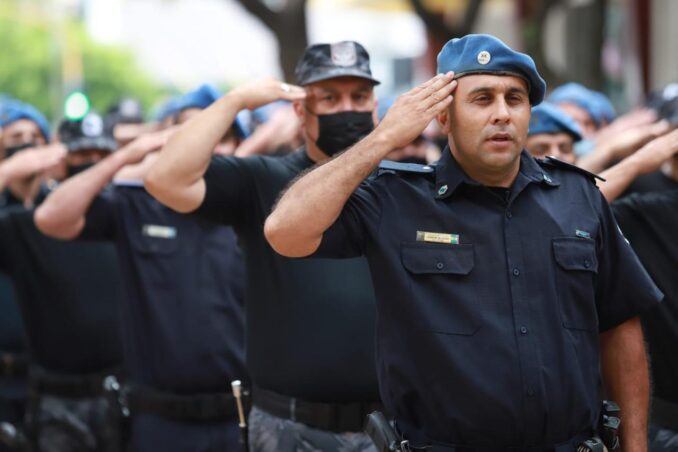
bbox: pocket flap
[553,237,598,272]
[401,243,474,275]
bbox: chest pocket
[552,237,599,331]
[401,242,480,335]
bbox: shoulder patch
[376,160,435,177]
[540,156,606,182]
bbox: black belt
[0,352,28,378]
[397,421,591,452]
[252,385,382,433]
[126,386,237,422]
[652,397,678,431]
[28,368,116,398]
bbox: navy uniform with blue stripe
[78,180,247,452]
[312,149,662,449]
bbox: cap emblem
[477,50,491,65]
[331,42,358,67]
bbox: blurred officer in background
[525,102,582,163]
[0,112,125,452]
[35,88,249,452]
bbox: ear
[292,100,306,126]
[436,108,451,134]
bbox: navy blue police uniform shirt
[193,149,379,403]
[78,181,247,394]
[313,148,662,447]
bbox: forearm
[598,157,641,202]
[34,152,128,239]
[600,317,649,452]
[265,131,393,257]
[145,92,242,211]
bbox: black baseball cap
[58,112,118,153]
[295,41,380,86]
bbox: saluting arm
[264,73,457,258]
[34,129,173,240]
[144,78,306,213]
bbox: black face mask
[4,143,38,158]
[313,111,374,157]
[66,163,95,178]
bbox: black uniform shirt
[612,190,678,405]
[194,149,379,403]
[80,182,246,394]
[313,149,662,446]
[0,206,123,374]
[0,275,24,353]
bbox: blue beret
[153,96,181,122]
[589,90,616,124]
[0,100,51,141]
[437,34,546,105]
[548,82,606,126]
[528,102,582,141]
[175,84,248,139]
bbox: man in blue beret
[0,101,50,160]
[548,82,614,138]
[266,34,658,451]
[525,102,582,163]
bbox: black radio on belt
[577,400,621,452]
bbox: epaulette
[376,160,436,178]
[539,156,606,182]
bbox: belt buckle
[400,440,411,452]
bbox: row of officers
[1,34,678,452]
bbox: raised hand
[375,72,457,150]
[229,78,306,111]
[0,144,66,184]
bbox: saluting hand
[0,144,67,183]
[229,78,306,111]
[121,126,180,165]
[375,72,457,150]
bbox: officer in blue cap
[526,102,582,163]
[267,33,659,451]
[548,82,613,137]
[0,101,50,160]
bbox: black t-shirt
[0,275,25,353]
[80,182,247,394]
[194,149,379,403]
[0,206,123,374]
[623,170,678,197]
[613,190,678,403]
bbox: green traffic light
[64,92,90,120]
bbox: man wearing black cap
[266,34,659,451]
[35,102,248,450]
[145,41,382,451]
[0,114,125,452]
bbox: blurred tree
[233,0,308,82]
[0,5,165,122]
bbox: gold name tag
[142,225,177,239]
[416,231,459,244]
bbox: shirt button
[436,262,444,270]
[506,211,512,219]
[512,268,520,276]
[584,260,591,268]
[520,326,528,334]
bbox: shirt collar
[434,147,559,200]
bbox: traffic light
[64,91,90,120]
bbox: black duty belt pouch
[126,386,237,422]
[252,385,383,433]
[0,352,29,378]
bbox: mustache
[482,127,517,141]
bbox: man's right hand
[121,126,179,165]
[374,72,457,150]
[229,78,306,111]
